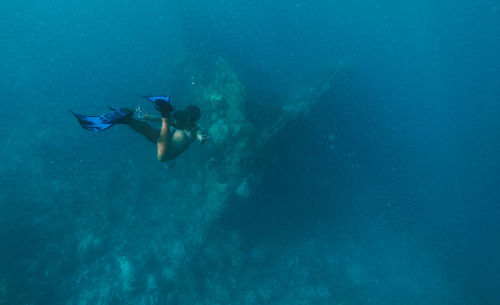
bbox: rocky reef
[59,57,344,304]
[0,52,455,305]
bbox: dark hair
[172,105,201,130]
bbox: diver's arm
[143,114,162,122]
[157,118,172,161]
[134,106,162,122]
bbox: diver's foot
[107,107,134,124]
[121,108,134,123]
[142,95,175,118]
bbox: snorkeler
[70,96,208,162]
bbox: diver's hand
[197,130,209,144]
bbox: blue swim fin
[70,108,133,132]
[141,95,175,117]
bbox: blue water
[1,0,499,304]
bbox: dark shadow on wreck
[209,71,377,251]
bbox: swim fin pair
[71,95,173,132]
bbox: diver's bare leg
[127,118,160,144]
[157,117,172,161]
